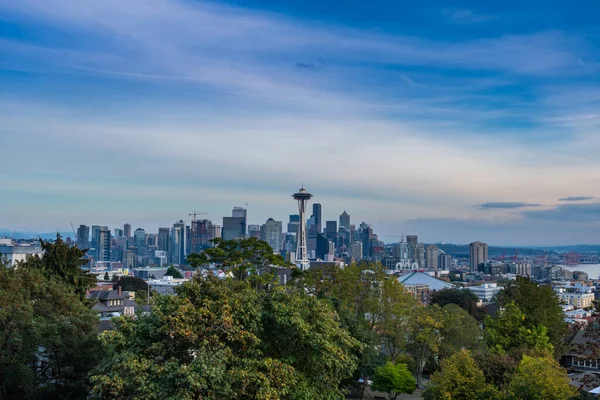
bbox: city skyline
[2,0,600,245]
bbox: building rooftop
[398,271,454,291]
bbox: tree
[187,237,287,283]
[439,304,483,360]
[379,279,418,364]
[0,266,101,399]
[371,362,416,400]
[113,276,148,292]
[508,355,577,400]
[23,234,96,300]
[473,351,518,390]
[483,302,553,356]
[430,288,486,321]
[164,265,183,279]
[423,349,499,400]
[496,277,568,355]
[408,305,443,387]
[103,271,109,281]
[89,275,358,399]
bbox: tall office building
[158,228,170,253]
[114,228,124,238]
[312,203,322,233]
[76,224,89,250]
[426,244,439,271]
[223,207,247,240]
[97,227,111,262]
[248,225,261,239]
[439,252,452,270]
[123,223,131,238]
[261,218,283,253]
[406,235,418,246]
[325,221,337,242]
[190,219,214,251]
[360,223,373,258]
[413,243,425,268]
[171,220,186,264]
[90,225,100,258]
[469,241,488,272]
[351,241,363,260]
[134,228,146,254]
[339,211,350,230]
[287,214,300,234]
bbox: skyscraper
[426,244,439,271]
[134,228,146,255]
[90,225,100,258]
[292,186,312,270]
[123,223,131,238]
[312,203,322,233]
[339,211,350,230]
[171,220,186,264]
[261,218,283,253]
[76,224,89,250]
[97,227,111,262]
[439,252,452,270]
[469,241,488,272]
[351,241,363,260]
[191,219,214,251]
[248,225,261,239]
[158,227,170,253]
[325,221,337,242]
[406,235,418,246]
[114,228,124,238]
[287,214,300,234]
[223,207,247,240]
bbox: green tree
[423,349,499,400]
[23,234,96,300]
[473,351,518,390]
[187,237,287,284]
[508,355,577,400]
[484,302,553,356]
[90,275,358,400]
[439,304,483,360]
[379,279,418,364]
[372,362,416,400]
[408,305,443,387]
[496,277,568,355]
[113,276,148,292]
[430,288,486,321]
[164,265,183,279]
[103,271,109,281]
[0,266,101,399]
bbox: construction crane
[189,211,208,254]
[70,222,77,240]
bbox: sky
[1,0,600,246]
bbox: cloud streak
[559,196,596,201]
[479,202,543,209]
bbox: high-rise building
[413,243,425,269]
[76,224,89,250]
[123,223,131,238]
[134,228,146,255]
[439,252,452,270]
[97,227,111,262]
[469,241,489,272]
[211,225,221,242]
[406,235,418,246]
[351,241,363,260]
[339,211,350,230]
[114,228,124,238]
[190,219,214,251]
[426,244,439,271]
[312,203,322,233]
[327,240,335,261]
[325,220,337,243]
[90,225,100,258]
[261,218,283,253]
[292,187,313,270]
[287,214,300,234]
[158,228,170,253]
[171,220,186,264]
[360,223,373,258]
[248,225,261,239]
[223,207,247,240]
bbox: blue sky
[1,0,600,245]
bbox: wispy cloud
[444,9,496,24]
[523,203,600,222]
[559,196,596,201]
[479,202,543,209]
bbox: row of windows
[573,358,600,369]
[108,300,122,307]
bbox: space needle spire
[292,185,313,270]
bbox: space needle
[292,185,313,270]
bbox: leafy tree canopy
[89,275,358,400]
[496,277,568,355]
[508,355,577,400]
[164,265,183,279]
[423,349,499,400]
[484,302,553,356]
[371,362,416,400]
[0,266,101,400]
[22,234,96,300]
[439,304,483,360]
[113,276,148,292]
[430,288,486,321]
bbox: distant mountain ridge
[0,230,74,240]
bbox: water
[564,264,600,280]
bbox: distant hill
[0,230,74,240]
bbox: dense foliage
[164,265,183,279]
[371,362,416,400]
[429,287,486,321]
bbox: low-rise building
[560,292,595,309]
[0,242,44,267]
[148,275,189,295]
[465,283,502,302]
